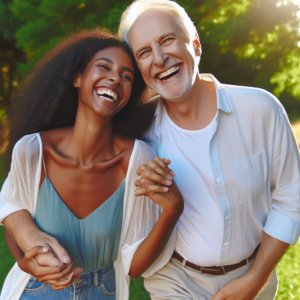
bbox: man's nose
[153,46,167,67]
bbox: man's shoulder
[222,83,286,118]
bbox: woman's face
[74,46,134,117]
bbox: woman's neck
[63,104,116,166]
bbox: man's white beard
[151,64,195,101]
[157,73,190,100]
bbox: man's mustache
[151,58,182,79]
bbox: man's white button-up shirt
[145,74,300,266]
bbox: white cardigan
[0,133,176,300]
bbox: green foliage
[1,0,300,119]
[175,0,300,120]
[10,0,132,72]
[129,277,150,300]
[276,239,300,299]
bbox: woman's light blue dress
[20,176,125,300]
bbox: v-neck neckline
[40,177,125,221]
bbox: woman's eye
[121,74,133,82]
[98,64,110,70]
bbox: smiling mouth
[96,87,118,103]
[158,65,181,81]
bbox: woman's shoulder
[8,133,41,176]
[132,139,156,162]
[13,133,41,157]
[114,136,155,169]
[39,127,72,151]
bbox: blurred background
[0,0,300,299]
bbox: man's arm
[211,233,288,300]
[4,229,24,261]
[3,210,83,290]
[4,210,70,260]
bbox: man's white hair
[118,0,196,45]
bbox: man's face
[128,9,201,101]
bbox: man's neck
[163,74,218,131]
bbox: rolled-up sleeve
[264,109,300,245]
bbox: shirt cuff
[263,209,300,245]
[0,193,25,225]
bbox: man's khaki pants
[144,258,278,300]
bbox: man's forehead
[128,9,181,50]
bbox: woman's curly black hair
[2,29,157,173]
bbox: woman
[0,30,183,300]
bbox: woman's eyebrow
[95,58,113,63]
[123,67,134,75]
[95,58,133,75]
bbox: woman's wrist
[161,203,183,223]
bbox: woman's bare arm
[129,158,183,278]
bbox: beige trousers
[144,259,278,300]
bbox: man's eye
[162,38,174,46]
[140,50,150,58]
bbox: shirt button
[223,242,229,246]
[216,178,221,183]
[225,215,230,220]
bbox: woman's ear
[73,72,81,88]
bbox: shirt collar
[153,73,232,131]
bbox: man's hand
[210,273,263,300]
[135,157,175,194]
[17,246,82,291]
[135,157,183,213]
[4,210,83,289]
[211,233,288,300]
[4,210,71,263]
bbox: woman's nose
[108,74,121,85]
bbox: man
[117,0,300,299]
[1,0,300,299]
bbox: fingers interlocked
[135,157,175,197]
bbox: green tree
[10,0,132,73]
[0,0,26,116]
[181,0,300,119]
[2,0,300,120]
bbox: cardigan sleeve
[0,134,41,220]
[0,194,25,225]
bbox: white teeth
[158,65,180,80]
[96,88,118,101]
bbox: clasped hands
[17,233,83,291]
[17,156,182,291]
[135,157,184,215]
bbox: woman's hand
[135,157,184,215]
[17,246,82,291]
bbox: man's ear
[193,32,202,57]
[73,72,81,88]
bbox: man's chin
[154,86,190,102]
